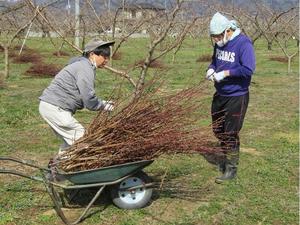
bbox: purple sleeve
[229,41,256,77]
[208,46,217,70]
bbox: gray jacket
[39,57,104,114]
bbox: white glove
[213,71,226,82]
[206,68,215,81]
[102,100,114,111]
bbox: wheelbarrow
[0,156,154,225]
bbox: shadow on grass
[150,172,215,203]
[54,187,111,222]
[62,187,111,208]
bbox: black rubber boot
[218,161,226,173]
[215,164,237,184]
[215,151,239,184]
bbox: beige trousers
[39,101,85,153]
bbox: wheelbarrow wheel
[110,171,152,209]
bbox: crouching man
[39,39,115,155]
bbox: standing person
[205,12,256,183]
[39,39,115,155]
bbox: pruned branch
[104,65,136,87]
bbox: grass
[0,36,299,225]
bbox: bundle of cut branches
[58,84,223,172]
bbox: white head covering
[209,12,231,35]
[229,20,241,40]
[230,20,238,30]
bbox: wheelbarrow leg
[45,182,105,225]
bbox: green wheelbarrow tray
[0,156,155,225]
[60,160,154,184]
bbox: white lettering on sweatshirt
[216,49,235,63]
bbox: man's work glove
[213,71,226,82]
[102,100,114,111]
[206,68,215,81]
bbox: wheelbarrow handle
[45,181,106,225]
[119,182,155,191]
[0,168,44,182]
[0,156,50,172]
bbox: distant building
[120,3,165,19]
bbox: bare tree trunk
[287,56,291,74]
[74,0,80,48]
[81,17,86,49]
[134,61,149,99]
[41,24,50,38]
[172,48,176,64]
[19,22,33,55]
[110,9,121,67]
[4,45,9,78]
[57,41,65,57]
[267,40,272,50]
[0,71,4,87]
[274,35,298,74]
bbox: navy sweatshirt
[209,34,256,96]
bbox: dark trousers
[211,92,249,165]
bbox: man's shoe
[215,165,237,184]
